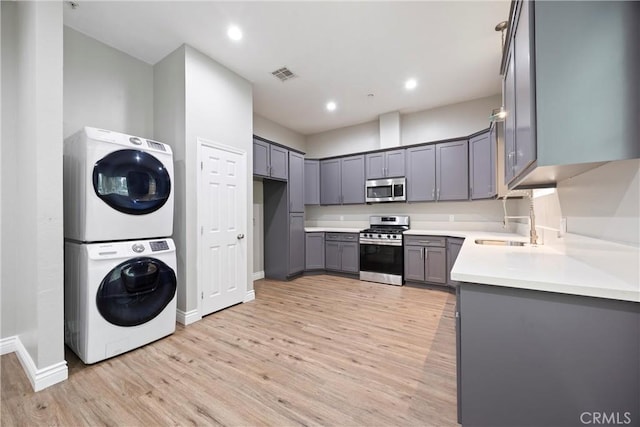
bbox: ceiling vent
[271,67,297,82]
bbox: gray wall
[154,45,253,315]
[153,46,187,311]
[1,1,65,369]
[63,27,154,139]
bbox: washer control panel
[150,240,169,252]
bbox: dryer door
[93,149,171,215]
[96,257,177,327]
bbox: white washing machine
[64,238,177,364]
[64,127,174,242]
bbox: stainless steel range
[359,215,409,286]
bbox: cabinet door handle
[425,247,428,258]
[420,247,424,259]
[437,188,440,200]
[431,188,435,199]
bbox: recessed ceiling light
[227,25,243,41]
[326,101,337,111]
[405,78,418,90]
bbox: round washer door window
[96,257,177,327]
[93,149,171,215]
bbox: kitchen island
[450,235,639,426]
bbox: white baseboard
[1,336,17,355]
[244,289,256,303]
[252,271,264,281]
[176,308,201,326]
[2,336,68,392]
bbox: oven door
[359,240,404,285]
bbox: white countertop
[304,226,639,303]
[304,227,362,233]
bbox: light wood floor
[1,275,458,426]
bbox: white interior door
[199,140,247,316]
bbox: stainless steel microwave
[365,177,406,203]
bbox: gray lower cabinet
[304,160,320,205]
[253,138,289,180]
[447,238,464,288]
[320,155,365,205]
[288,213,305,275]
[457,284,640,426]
[305,232,325,270]
[263,181,303,280]
[406,141,468,202]
[325,233,359,273]
[404,236,447,285]
[469,129,497,200]
[288,152,304,212]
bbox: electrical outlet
[449,215,455,222]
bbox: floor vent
[271,67,297,82]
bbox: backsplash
[305,199,524,233]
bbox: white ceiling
[63,1,510,136]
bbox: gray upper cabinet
[470,130,497,200]
[341,155,365,204]
[253,139,270,177]
[502,0,640,188]
[320,155,365,205]
[253,138,288,180]
[288,152,304,212]
[304,160,320,205]
[365,149,406,179]
[269,145,289,180]
[320,159,341,205]
[406,145,436,202]
[504,42,516,185]
[436,140,469,201]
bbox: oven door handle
[359,238,402,246]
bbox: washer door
[93,149,171,215]
[96,257,177,327]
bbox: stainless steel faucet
[503,190,539,245]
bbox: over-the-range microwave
[365,177,406,203]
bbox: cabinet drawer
[325,232,359,242]
[404,235,446,247]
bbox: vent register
[271,67,297,82]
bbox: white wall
[254,113,306,153]
[306,120,379,158]
[402,94,501,145]
[1,1,66,385]
[63,27,154,139]
[185,45,253,311]
[533,159,640,246]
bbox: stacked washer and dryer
[64,127,177,364]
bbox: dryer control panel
[150,240,169,252]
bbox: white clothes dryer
[64,238,177,364]
[64,127,174,242]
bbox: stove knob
[386,234,391,239]
[392,235,397,239]
[377,234,382,238]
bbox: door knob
[237,233,245,240]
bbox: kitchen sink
[474,239,528,246]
